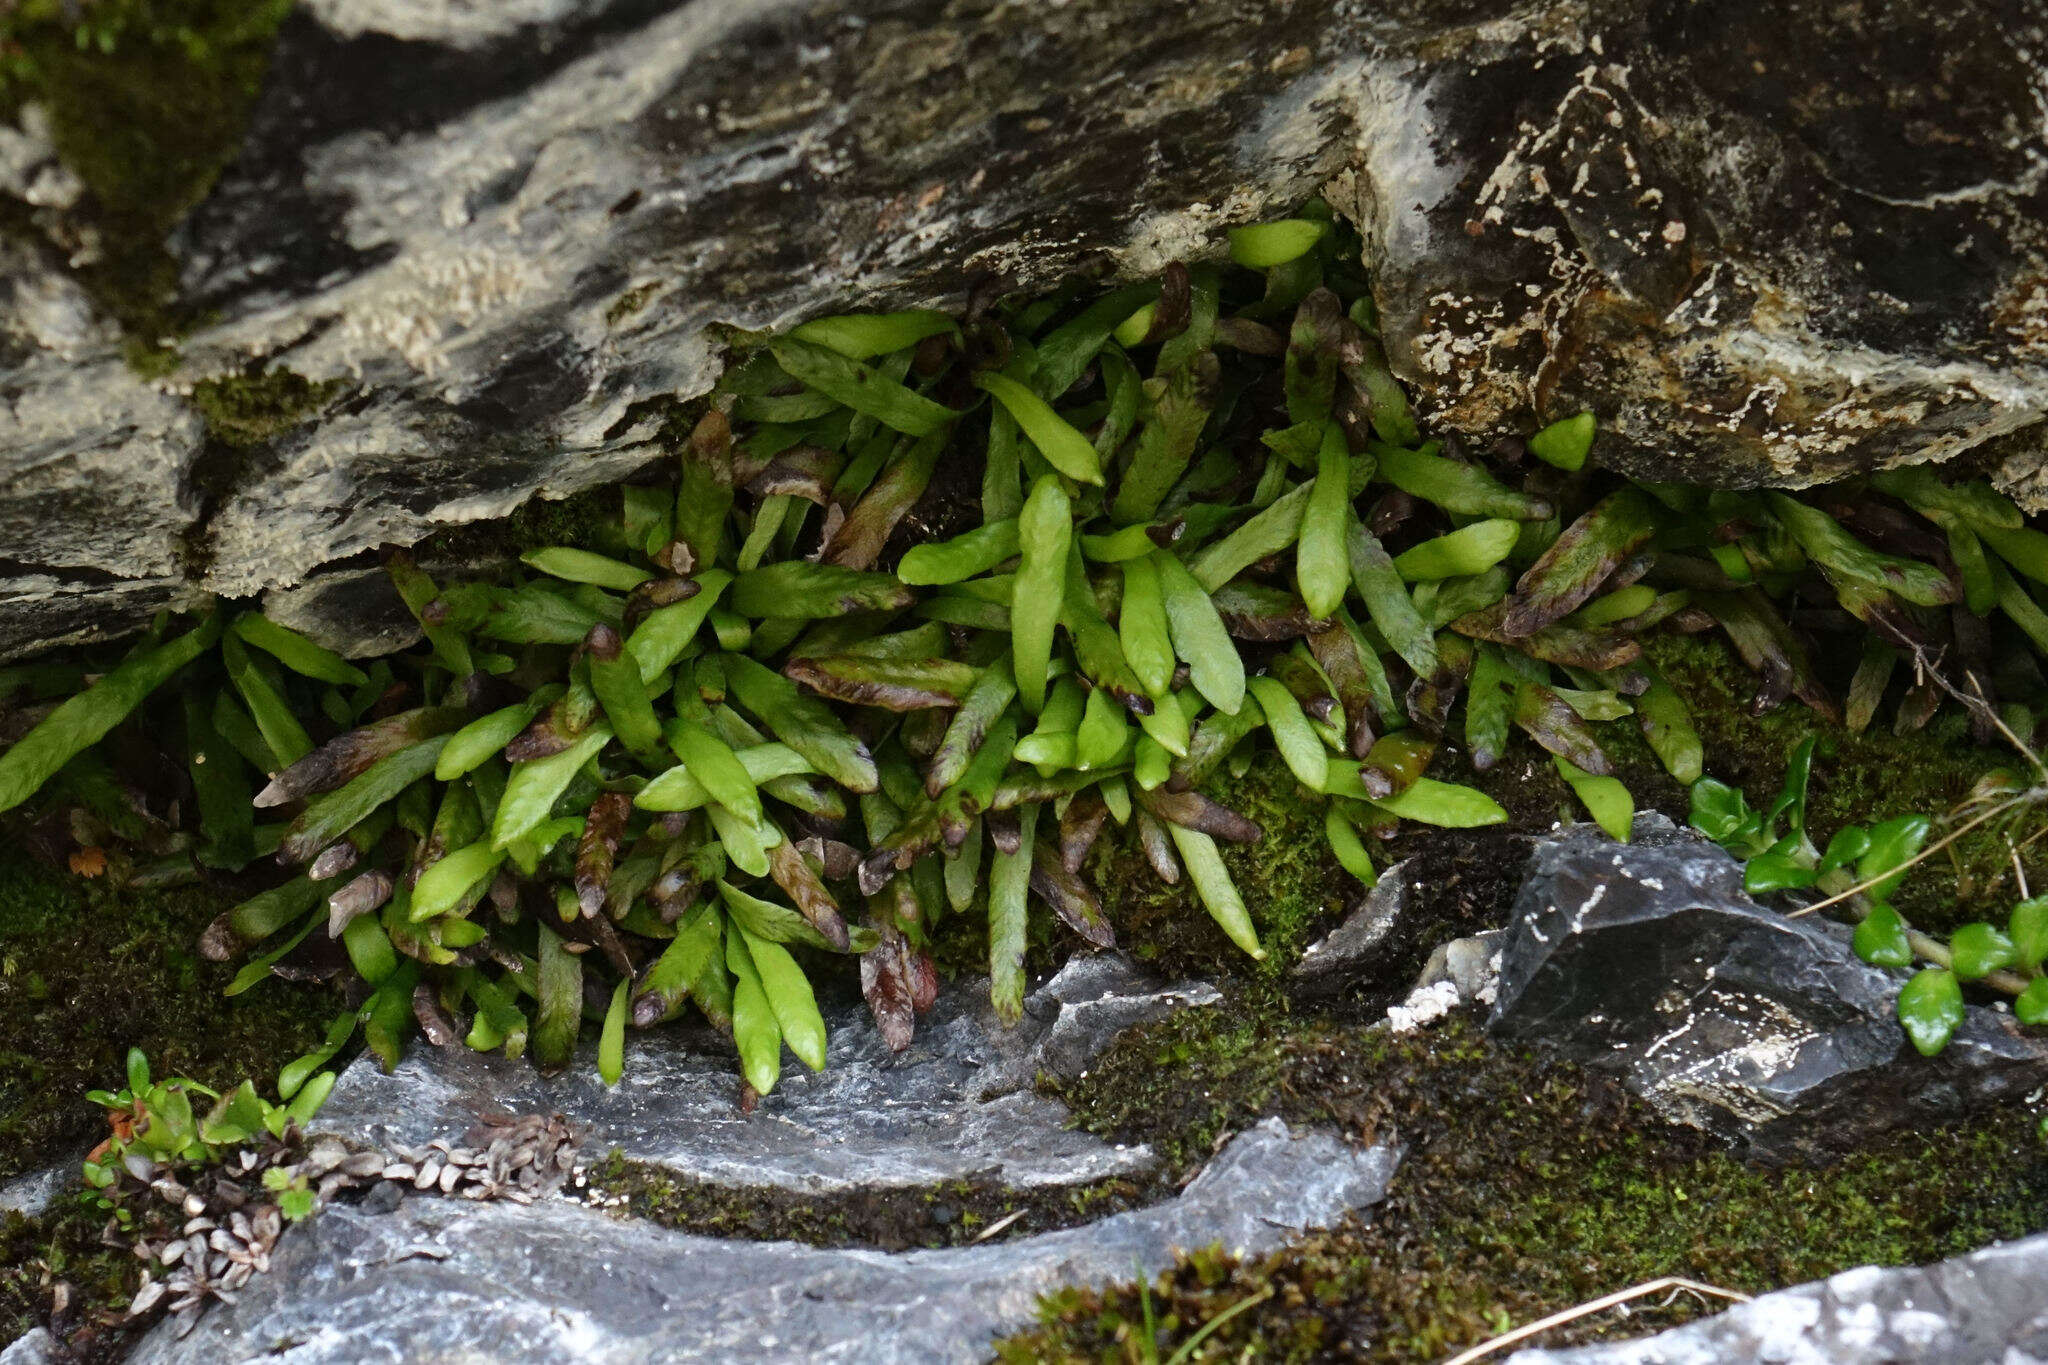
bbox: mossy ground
[0,854,335,1346]
[993,630,2046,1361]
[1006,1009,2048,1363]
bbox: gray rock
[0,1162,72,1220]
[1293,858,1413,986]
[9,2,2046,659]
[1490,826,2048,1156]
[0,1329,53,1365]
[1507,1231,2048,1365]
[129,1117,1399,1365]
[0,0,1366,657]
[313,954,1216,1194]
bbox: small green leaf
[739,929,828,1072]
[973,372,1104,485]
[1555,757,1633,843]
[1743,849,1818,896]
[1227,219,1326,268]
[2009,895,2048,970]
[1949,923,2017,980]
[598,980,629,1087]
[1324,806,1376,885]
[1817,825,1871,877]
[1857,813,1932,903]
[724,929,783,1095]
[2016,976,2048,1026]
[1528,411,1596,471]
[1853,904,1913,968]
[1896,968,1964,1057]
[791,310,954,359]
[1687,778,1755,846]
[126,1048,150,1096]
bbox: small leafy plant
[81,1048,331,1219]
[1692,739,2048,1056]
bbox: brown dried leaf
[1028,843,1116,948]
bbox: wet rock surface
[1491,824,2048,1157]
[313,954,1217,1193]
[126,1118,1398,1365]
[7,1,2046,657]
[1507,1230,2048,1365]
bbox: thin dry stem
[1440,1276,1752,1365]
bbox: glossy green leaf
[1853,904,1914,968]
[1949,922,2017,980]
[974,371,1104,484]
[740,928,827,1071]
[1227,218,1326,268]
[1896,968,1963,1057]
[1528,411,1595,471]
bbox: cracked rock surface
[313,954,1218,1193]
[1507,1231,2048,1365]
[6,0,2045,658]
[126,1118,1398,1365]
[1491,824,2048,1158]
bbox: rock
[1490,826,2048,1156]
[1341,1,2048,496]
[0,1162,72,1220]
[1293,858,1414,987]
[1506,1231,2048,1365]
[128,1118,1399,1365]
[0,1329,54,1365]
[313,954,1217,1194]
[0,0,1367,657]
[9,2,2046,659]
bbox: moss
[586,1151,1153,1252]
[0,1198,133,1357]
[0,0,293,363]
[1081,754,1353,985]
[1011,1007,2048,1362]
[190,369,345,450]
[0,850,336,1354]
[0,854,334,1183]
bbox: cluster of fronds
[6,206,2048,1090]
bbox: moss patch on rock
[0,0,293,364]
[190,369,346,450]
[585,1151,1153,1252]
[1010,1007,2048,1362]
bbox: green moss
[586,1150,1152,1252]
[1081,754,1352,985]
[0,0,293,363]
[190,369,345,450]
[0,1198,133,1354]
[1013,1007,2048,1362]
[0,854,333,1183]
